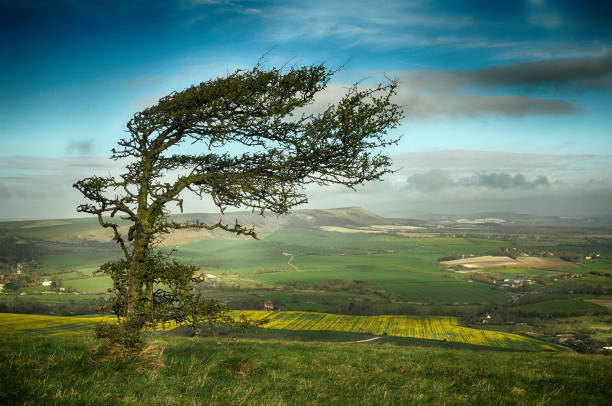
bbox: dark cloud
[407,54,612,93]
[398,92,580,118]
[392,55,609,118]
[407,170,551,192]
[466,173,550,189]
[66,139,93,155]
[406,170,454,193]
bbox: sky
[1,0,611,220]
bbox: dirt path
[340,336,383,344]
[287,255,300,272]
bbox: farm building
[264,300,274,310]
[196,273,218,282]
[555,334,575,343]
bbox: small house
[555,333,575,343]
[41,280,52,287]
[264,300,274,310]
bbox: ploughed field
[439,255,579,270]
[0,312,555,351]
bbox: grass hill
[1,327,610,405]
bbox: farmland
[0,313,110,335]
[232,311,555,351]
[0,312,555,351]
[1,208,612,405]
[439,255,578,270]
[2,207,612,351]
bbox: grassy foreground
[1,332,611,406]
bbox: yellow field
[0,313,112,336]
[0,312,555,351]
[232,311,556,351]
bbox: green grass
[515,299,610,317]
[0,331,610,405]
[54,271,84,280]
[64,277,113,294]
[0,293,103,306]
[41,251,121,272]
[171,231,512,304]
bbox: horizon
[2,203,611,223]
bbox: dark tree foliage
[74,63,403,345]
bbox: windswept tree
[74,63,403,345]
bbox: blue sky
[1,0,611,219]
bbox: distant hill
[0,207,422,246]
[422,211,612,229]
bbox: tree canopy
[74,63,403,346]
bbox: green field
[16,228,517,305]
[173,232,510,303]
[0,293,103,306]
[514,299,610,317]
[64,276,113,294]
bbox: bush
[94,321,142,349]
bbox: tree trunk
[125,254,141,338]
[125,232,147,339]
